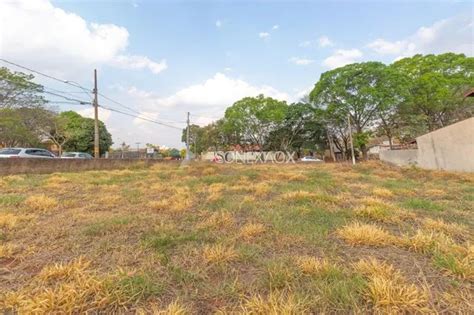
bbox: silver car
[61,152,93,159]
[0,148,56,159]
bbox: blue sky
[1,0,472,148]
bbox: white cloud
[215,20,222,28]
[289,57,315,66]
[224,67,232,72]
[318,36,334,47]
[76,107,111,122]
[0,0,166,75]
[367,15,473,58]
[322,49,363,69]
[112,55,167,74]
[272,25,279,30]
[258,32,270,39]
[122,73,291,127]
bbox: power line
[0,58,82,89]
[99,104,184,130]
[98,92,186,124]
[0,58,187,129]
[1,75,92,105]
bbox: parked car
[61,152,93,159]
[300,156,323,162]
[0,148,56,159]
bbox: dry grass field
[0,161,473,313]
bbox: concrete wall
[416,117,474,172]
[379,149,418,167]
[0,159,174,175]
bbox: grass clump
[1,257,143,313]
[240,223,266,240]
[199,211,234,230]
[295,256,334,276]
[241,291,309,314]
[23,194,58,212]
[422,218,467,238]
[202,244,238,265]
[336,222,394,246]
[354,258,430,313]
[372,187,394,198]
[0,243,17,258]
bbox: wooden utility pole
[185,112,190,161]
[348,113,356,165]
[93,69,100,158]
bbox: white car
[0,148,56,159]
[61,152,93,159]
[300,156,323,162]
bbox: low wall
[416,117,474,172]
[379,149,418,167]
[0,159,172,175]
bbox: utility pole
[136,142,141,159]
[93,69,100,158]
[348,113,356,165]
[185,112,190,161]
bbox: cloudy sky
[0,0,472,148]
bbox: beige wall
[416,117,474,172]
[379,149,418,167]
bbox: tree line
[183,53,474,159]
[0,67,113,155]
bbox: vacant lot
[1,162,472,313]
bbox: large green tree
[266,102,326,153]
[310,62,409,159]
[224,95,288,149]
[392,53,474,134]
[60,111,113,156]
[0,67,46,109]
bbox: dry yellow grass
[199,212,234,229]
[1,162,473,313]
[295,256,334,275]
[336,222,395,246]
[280,190,316,201]
[422,218,468,238]
[0,243,17,258]
[157,300,189,314]
[23,194,58,211]
[372,187,394,198]
[37,257,91,283]
[253,182,271,197]
[241,291,309,314]
[354,258,430,313]
[45,175,70,189]
[202,244,238,265]
[0,213,27,229]
[240,223,266,239]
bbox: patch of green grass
[308,272,367,311]
[402,198,444,212]
[83,216,133,236]
[141,230,202,253]
[121,188,143,203]
[264,260,299,290]
[0,194,25,206]
[111,272,164,301]
[382,179,418,190]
